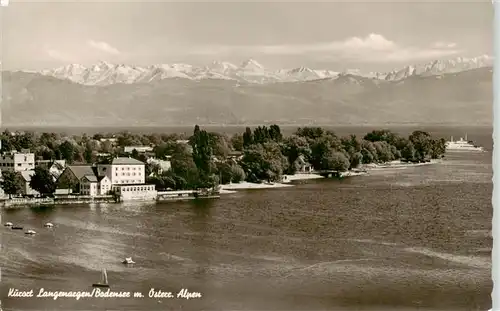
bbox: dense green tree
[100,140,114,153]
[253,126,271,145]
[170,144,200,189]
[240,142,287,183]
[131,149,140,160]
[230,133,244,151]
[84,142,96,164]
[350,152,363,168]
[295,127,325,142]
[0,126,448,190]
[430,138,447,159]
[401,142,416,162]
[242,127,254,148]
[230,164,246,183]
[216,161,246,184]
[409,131,433,162]
[58,141,76,163]
[364,129,399,145]
[29,167,56,196]
[269,124,283,142]
[146,176,166,190]
[211,133,231,158]
[320,150,350,172]
[92,133,104,141]
[153,141,178,159]
[190,125,215,186]
[310,136,336,170]
[373,141,394,163]
[17,132,35,150]
[0,171,24,198]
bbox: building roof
[82,174,98,182]
[53,160,66,167]
[19,170,35,182]
[124,145,153,150]
[112,157,144,165]
[50,160,66,171]
[66,165,97,180]
[114,183,155,187]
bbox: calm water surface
[0,127,492,311]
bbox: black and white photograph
[0,1,494,310]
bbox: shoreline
[360,159,441,170]
[0,160,442,203]
[219,159,442,193]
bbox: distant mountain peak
[97,60,114,67]
[240,58,264,70]
[3,63,491,127]
[25,54,493,86]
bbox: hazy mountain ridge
[1,65,492,127]
[29,55,493,86]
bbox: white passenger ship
[445,134,485,152]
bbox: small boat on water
[11,226,23,230]
[44,222,54,228]
[25,229,36,235]
[122,257,136,264]
[92,268,110,288]
[4,222,13,227]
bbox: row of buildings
[0,143,173,201]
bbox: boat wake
[403,247,491,270]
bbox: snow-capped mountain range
[33,55,493,86]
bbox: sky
[0,0,493,72]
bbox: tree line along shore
[0,125,446,198]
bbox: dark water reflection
[0,128,493,311]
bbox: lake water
[0,127,493,311]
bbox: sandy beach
[361,159,441,170]
[219,181,293,193]
[219,173,324,193]
[219,159,441,193]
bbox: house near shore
[295,155,313,173]
[80,174,112,196]
[56,157,156,201]
[18,170,39,197]
[56,165,98,193]
[35,159,66,181]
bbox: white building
[58,157,155,201]
[124,146,153,153]
[96,157,146,185]
[0,150,35,172]
[19,170,39,196]
[80,174,112,196]
[99,137,118,144]
[113,184,156,201]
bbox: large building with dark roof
[56,157,155,200]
